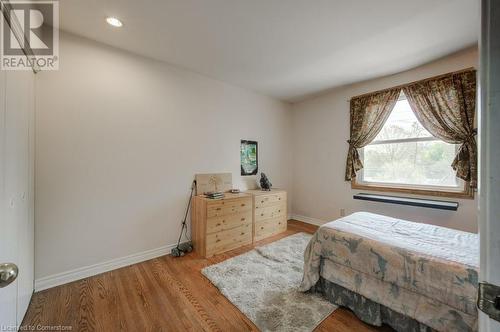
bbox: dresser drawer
[254,217,287,241]
[255,203,286,221]
[207,197,252,218]
[254,192,286,208]
[206,212,252,234]
[206,223,252,256]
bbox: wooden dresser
[191,193,253,257]
[246,189,287,241]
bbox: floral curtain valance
[345,69,477,188]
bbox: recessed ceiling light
[106,17,123,27]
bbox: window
[353,93,471,197]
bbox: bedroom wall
[34,32,292,285]
[291,47,479,233]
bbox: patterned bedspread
[300,212,479,332]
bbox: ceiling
[57,0,478,102]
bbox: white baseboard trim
[35,243,178,292]
[289,214,327,226]
[36,215,325,292]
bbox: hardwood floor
[22,220,392,332]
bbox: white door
[0,68,35,328]
[0,63,17,330]
[478,0,500,331]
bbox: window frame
[351,97,474,199]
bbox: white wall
[291,47,479,233]
[35,33,292,281]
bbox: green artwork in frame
[241,140,258,176]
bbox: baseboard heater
[353,193,459,211]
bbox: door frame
[478,0,500,330]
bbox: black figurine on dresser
[260,173,272,191]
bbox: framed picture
[240,140,258,176]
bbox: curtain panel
[403,70,477,188]
[344,89,400,181]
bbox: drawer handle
[261,200,264,203]
[216,223,221,226]
[241,218,246,221]
[240,232,245,235]
[216,208,221,211]
[216,239,221,243]
[241,203,246,207]
[261,227,264,230]
[278,210,281,212]
[261,213,264,216]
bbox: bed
[300,212,478,332]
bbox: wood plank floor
[22,220,392,332]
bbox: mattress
[300,212,479,332]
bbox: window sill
[353,193,459,211]
[351,180,474,199]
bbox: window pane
[363,141,458,187]
[373,97,432,141]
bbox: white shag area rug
[201,232,336,332]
